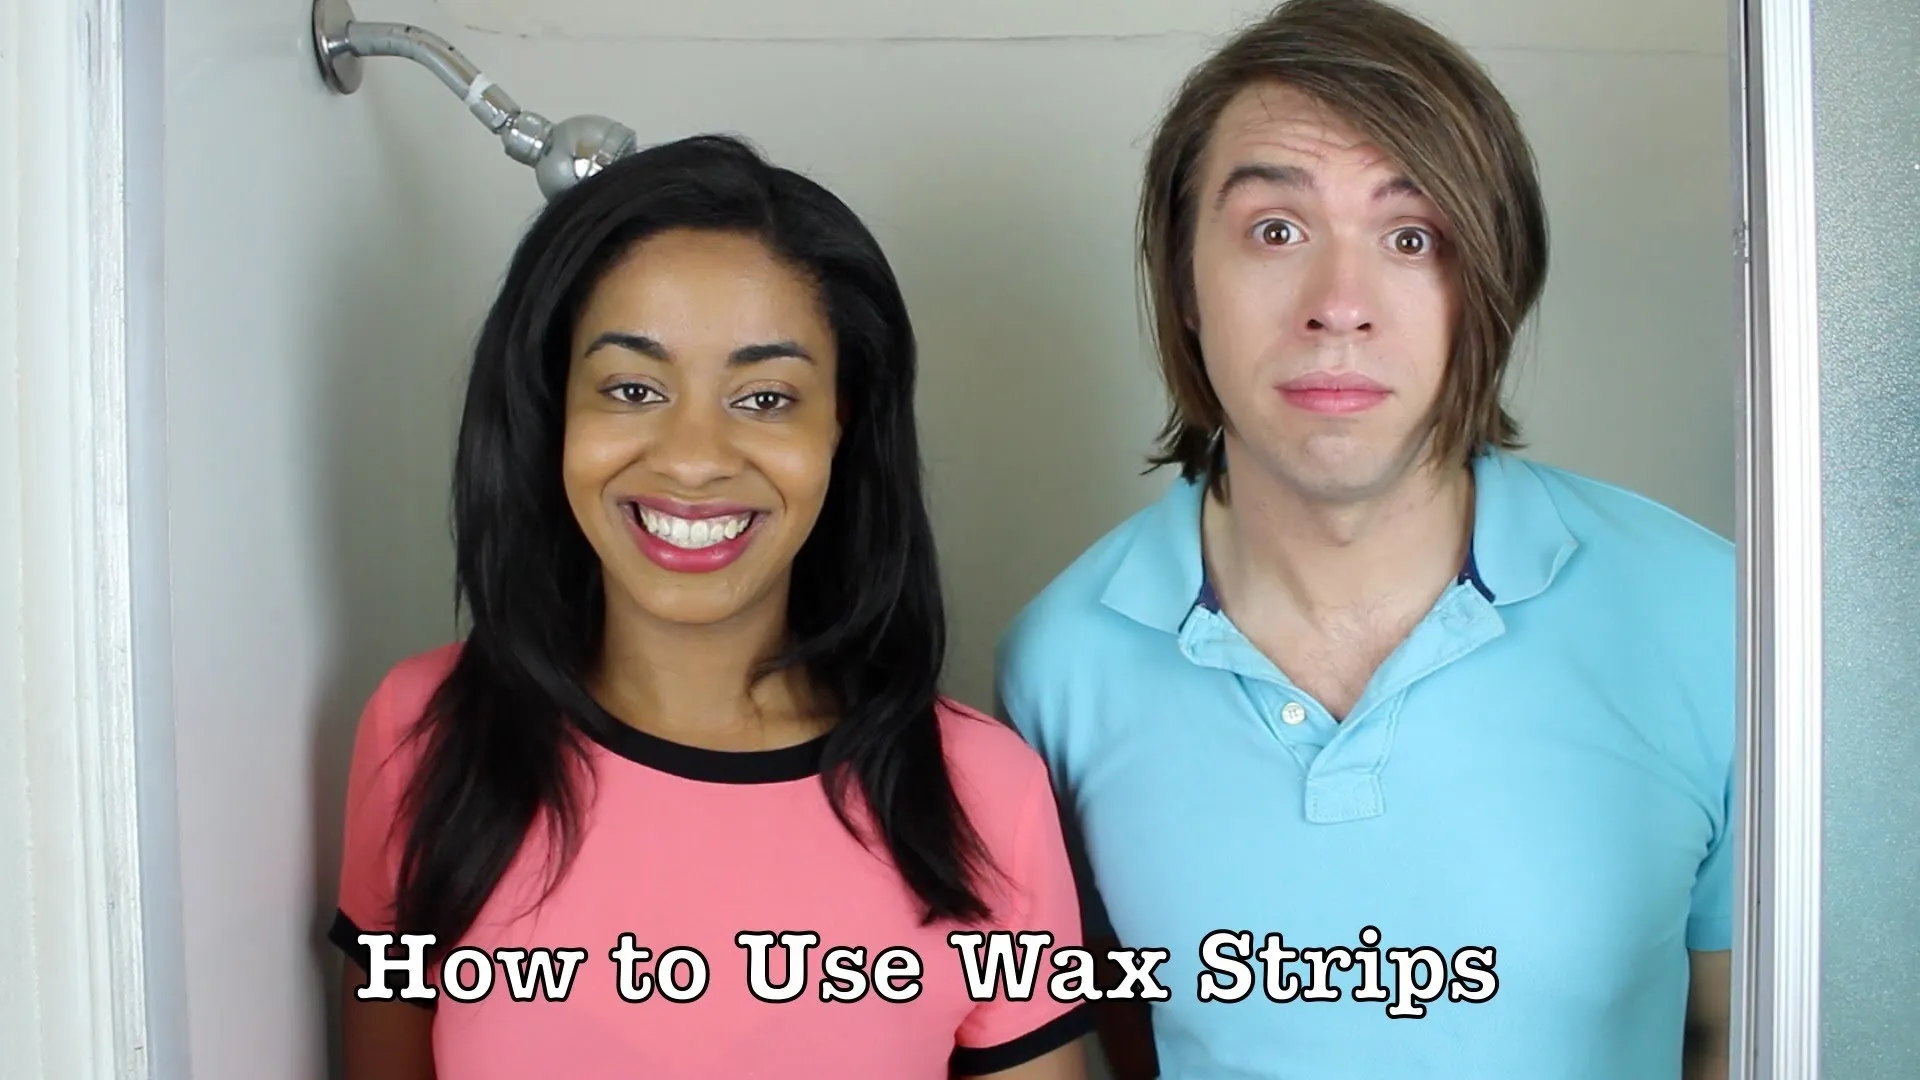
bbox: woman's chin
[604,570,789,631]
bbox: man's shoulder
[992,486,1189,753]
[997,497,1163,667]
[1508,458,1737,804]
[1505,456,1735,699]
[1519,456,1733,582]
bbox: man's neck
[1203,450,1476,629]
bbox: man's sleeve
[1687,561,1736,954]
[1687,769,1733,952]
[1059,804,1114,941]
[992,632,1112,942]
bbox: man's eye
[1391,227,1436,255]
[1254,219,1300,245]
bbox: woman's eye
[737,390,793,413]
[607,383,661,405]
[1391,227,1436,256]
[1254,219,1300,246]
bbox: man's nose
[1297,244,1376,336]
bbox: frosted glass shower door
[1811,0,1920,1074]
[1738,0,1920,1076]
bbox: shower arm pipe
[345,22,525,139]
[312,0,638,197]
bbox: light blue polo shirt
[995,449,1734,1079]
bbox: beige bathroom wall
[162,0,478,1075]
[434,0,1719,52]
[358,0,1739,714]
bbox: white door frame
[0,0,155,1075]
[0,0,1829,1076]
[1731,0,1823,1076]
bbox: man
[993,0,1733,1077]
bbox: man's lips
[1279,372,1388,393]
[1277,373,1390,415]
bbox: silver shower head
[310,0,637,200]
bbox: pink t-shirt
[332,643,1092,1077]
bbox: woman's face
[562,228,841,630]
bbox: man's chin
[1257,446,1419,506]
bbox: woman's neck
[588,584,828,752]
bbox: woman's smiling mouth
[631,504,756,549]
[621,496,766,571]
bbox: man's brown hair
[1138,0,1549,496]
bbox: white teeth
[634,506,754,549]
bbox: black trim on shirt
[573,713,828,784]
[328,908,436,1011]
[949,1003,1097,1076]
[1458,542,1496,602]
[1197,540,1493,612]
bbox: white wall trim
[1,0,152,1074]
[1733,0,1824,1076]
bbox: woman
[331,135,1091,1078]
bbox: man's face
[1189,82,1459,505]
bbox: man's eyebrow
[1214,163,1314,208]
[583,332,813,365]
[1212,164,1428,208]
[1373,175,1425,201]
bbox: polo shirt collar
[1098,448,1578,633]
[1465,447,1580,605]
[1099,470,1210,634]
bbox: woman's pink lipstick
[1278,372,1390,415]
[623,495,763,574]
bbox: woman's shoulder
[355,640,466,745]
[385,639,465,686]
[933,696,1053,816]
[337,642,467,846]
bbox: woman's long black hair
[391,134,993,956]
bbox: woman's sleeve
[949,758,1098,1075]
[326,663,438,1005]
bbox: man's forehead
[1202,82,1414,187]
[1220,83,1359,138]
